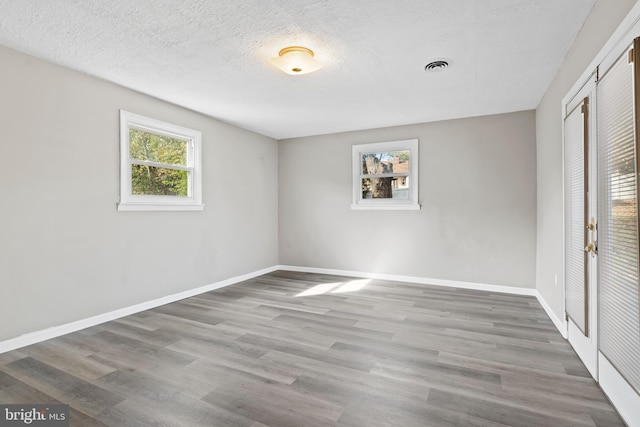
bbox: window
[352,139,419,210]
[118,110,203,211]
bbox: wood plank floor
[0,271,626,426]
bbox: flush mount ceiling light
[424,59,450,72]
[272,46,321,75]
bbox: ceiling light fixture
[272,46,321,75]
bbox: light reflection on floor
[295,279,370,297]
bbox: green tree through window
[129,129,188,196]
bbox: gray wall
[535,0,636,319]
[0,45,279,342]
[279,111,537,288]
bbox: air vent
[424,60,449,72]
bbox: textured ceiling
[0,0,595,139]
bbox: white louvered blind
[597,47,640,394]
[564,100,588,334]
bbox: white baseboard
[535,290,568,339]
[276,265,537,296]
[0,265,279,355]
[599,353,640,427]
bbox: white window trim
[118,110,204,212]
[351,139,420,210]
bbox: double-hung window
[351,139,420,210]
[118,110,203,211]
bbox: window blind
[564,99,588,334]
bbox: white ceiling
[0,0,595,139]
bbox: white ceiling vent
[424,60,449,72]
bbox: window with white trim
[118,110,203,211]
[352,139,420,210]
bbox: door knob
[585,217,597,256]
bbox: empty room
[1,0,640,426]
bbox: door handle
[584,217,597,256]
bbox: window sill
[351,204,421,211]
[117,203,205,212]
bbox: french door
[596,40,640,425]
[564,76,598,377]
[564,38,640,426]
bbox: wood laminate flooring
[0,271,626,426]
